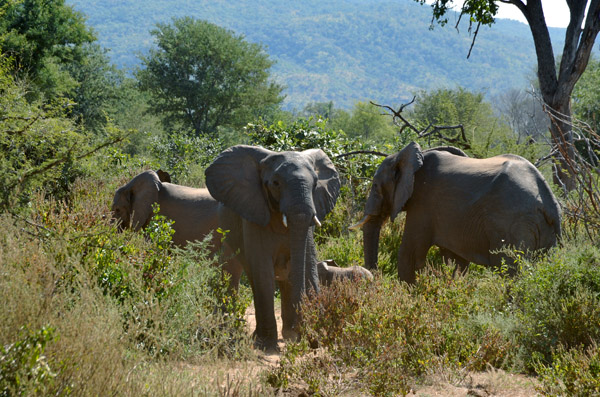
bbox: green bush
[510,240,600,369]
[0,172,255,395]
[535,344,600,396]
[272,263,514,395]
[0,325,57,396]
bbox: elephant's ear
[302,149,341,220]
[205,145,272,226]
[131,171,161,231]
[156,169,171,183]
[391,142,424,221]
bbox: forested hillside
[69,0,566,109]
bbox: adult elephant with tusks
[351,142,561,283]
[205,145,340,350]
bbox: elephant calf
[352,142,562,283]
[317,260,374,286]
[111,170,242,287]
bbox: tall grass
[0,176,260,395]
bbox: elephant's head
[351,142,424,270]
[205,145,340,317]
[111,170,162,231]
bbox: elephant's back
[159,184,220,246]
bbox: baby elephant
[317,259,374,286]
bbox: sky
[496,2,570,28]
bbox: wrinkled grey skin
[353,142,561,283]
[317,260,374,286]
[205,145,340,350]
[111,170,243,287]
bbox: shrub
[510,239,600,369]
[271,262,514,395]
[0,172,255,395]
[0,325,57,396]
[535,344,600,396]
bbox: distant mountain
[69,0,569,109]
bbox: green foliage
[510,240,600,369]
[0,0,96,101]
[330,101,397,143]
[535,344,600,396]
[0,169,255,395]
[410,87,543,161]
[0,325,57,396]
[272,265,514,395]
[0,57,126,210]
[0,58,84,208]
[65,43,124,132]
[72,0,561,109]
[137,17,284,137]
[573,58,600,133]
[148,132,225,185]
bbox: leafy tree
[0,55,123,210]
[409,88,534,158]
[417,0,600,189]
[573,57,600,133]
[0,0,96,101]
[331,101,396,143]
[136,17,284,137]
[66,44,124,132]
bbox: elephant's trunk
[287,212,314,333]
[362,215,383,270]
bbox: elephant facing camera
[205,145,341,351]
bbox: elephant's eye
[272,180,279,187]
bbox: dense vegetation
[67,0,574,109]
[2,0,600,395]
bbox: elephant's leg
[243,224,278,350]
[278,280,297,340]
[397,219,432,283]
[248,265,278,350]
[220,244,244,292]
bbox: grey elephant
[317,260,374,286]
[205,145,340,350]
[351,142,561,283]
[111,170,243,287]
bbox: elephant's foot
[252,330,279,352]
[282,327,299,341]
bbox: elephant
[111,170,243,287]
[351,142,561,283]
[205,145,340,350]
[317,260,374,286]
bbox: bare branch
[467,22,481,59]
[371,99,469,149]
[335,150,389,159]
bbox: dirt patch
[408,368,539,396]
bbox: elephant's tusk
[313,215,321,228]
[349,215,370,230]
[282,214,288,228]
